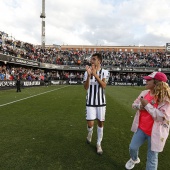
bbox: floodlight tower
[40,0,46,50]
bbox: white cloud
[0,0,170,46]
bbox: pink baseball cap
[143,72,167,82]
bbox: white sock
[97,126,103,146]
[87,126,93,135]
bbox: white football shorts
[86,106,106,121]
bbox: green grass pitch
[0,85,169,170]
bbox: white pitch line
[0,86,69,107]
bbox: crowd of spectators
[1,31,170,84]
[1,31,170,68]
[0,61,84,82]
[0,31,87,65]
[0,64,44,81]
[108,72,145,85]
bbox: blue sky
[0,0,170,46]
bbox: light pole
[40,0,46,50]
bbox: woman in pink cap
[125,72,170,170]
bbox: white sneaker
[96,144,103,155]
[125,158,140,169]
[86,132,92,144]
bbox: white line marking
[0,86,69,107]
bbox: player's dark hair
[92,53,102,63]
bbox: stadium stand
[0,30,170,88]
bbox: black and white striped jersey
[83,69,109,107]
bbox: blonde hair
[153,80,170,103]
